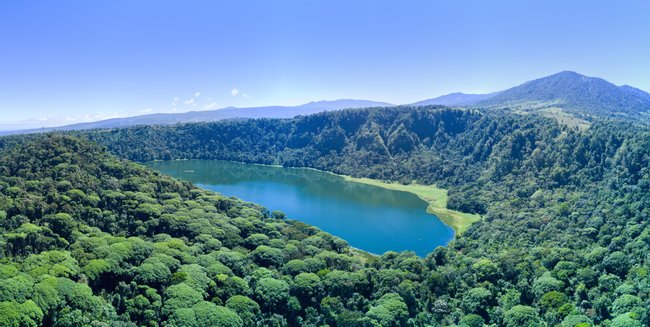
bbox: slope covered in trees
[80,106,650,326]
[81,106,639,215]
[477,71,650,118]
[0,135,397,326]
[1,105,650,326]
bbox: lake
[145,160,454,256]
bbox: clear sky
[1,0,649,129]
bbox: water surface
[146,160,454,256]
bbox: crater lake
[146,160,454,256]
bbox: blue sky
[1,0,649,129]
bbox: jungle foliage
[1,105,650,326]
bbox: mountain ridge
[476,71,650,117]
[4,71,650,135]
[410,92,499,106]
[0,99,393,135]
[413,71,650,118]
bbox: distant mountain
[619,85,650,103]
[296,99,393,111]
[412,71,650,120]
[4,71,650,136]
[1,99,393,135]
[477,71,650,117]
[411,92,498,106]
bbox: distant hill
[477,71,650,117]
[4,71,650,136]
[411,92,498,106]
[0,99,393,135]
[413,71,650,120]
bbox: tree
[125,291,161,327]
[243,233,270,249]
[32,276,62,312]
[472,259,499,280]
[532,273,564,299]
[177,264,211,292]
[250,245,285,268]
[192,301,243,327]
[0,301,24,327]
[611,313,643,327]
[226,295,260,327]
[292,273,323,305]
[540,291,567,311]
[459,314,485,327]
[47,213,75,241]
[461,287,492,318]
[22,250,80,278]
[283,259,308,276]
[271,210,286,220]
[0,300,44,327]
[163,283,203,317]
[165,307,197,327]
[612,294,643,317]
[322,270,366,298]
[254,277,289,312]
[560,314,592,327]
[603,251,630,277]
[216,276,250,300]
[365,293,409,327]
[82,259,112,283]
[0,274,34,302]
[504,305,540,327]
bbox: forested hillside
[0,135,424,326]
[82,106,645,215]
[79,106,650,326]
[475,71,650,120]
[1,105,650,326]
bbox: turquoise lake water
[146,160,454,256]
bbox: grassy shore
[341,176,480,235]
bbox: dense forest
[1,106,649,326]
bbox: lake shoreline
[338,176,481,235]
[149,159,480,236]
[234,161,480,236]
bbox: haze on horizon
[1,0,649,130]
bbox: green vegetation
[537,107,591,131]
[478,71,650,120]
[0,135,381,326]
[506,102,592,131]
[1,104,650,326]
